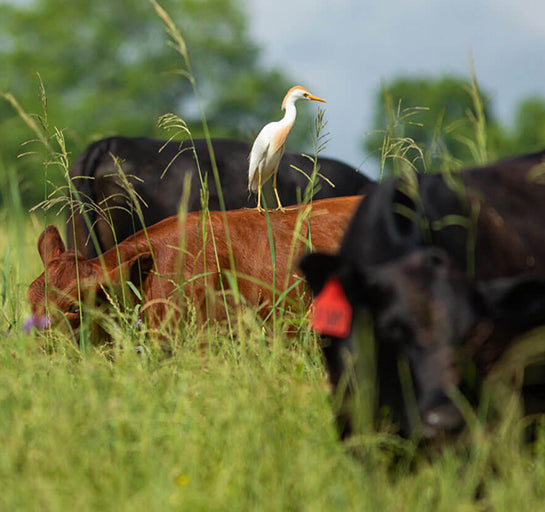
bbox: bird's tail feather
[248,167,259,193]
[248,177,258,193]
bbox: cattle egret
[248,86,325,211]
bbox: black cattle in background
[300,149,545,439]
[66,136,374,258]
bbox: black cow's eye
[379,318,411,345]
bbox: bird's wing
[248,130,271,193]
[248,120,291,193]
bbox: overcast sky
[244,0,545,177]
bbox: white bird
[248,85,326,212]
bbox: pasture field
[2,159,545,511]
[2,5,545,508]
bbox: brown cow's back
[28,196,362,335]
[138,196,361,322]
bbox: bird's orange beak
[308,94,326,103]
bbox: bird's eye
[67,304,80,315]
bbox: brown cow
[27,196,361,341]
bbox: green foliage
[0,0,302,207]
[365,74,545,179]
[508,96,545,155]
[365,75,501,177]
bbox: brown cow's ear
[106,252,154,292]
[37,226,66,264]
[127,253,154,288]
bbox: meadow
[2,201,545,511]
[3,5,545,511]
[3,127,545,512]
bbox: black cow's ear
[299,252,342,295]
[478,275,545,335]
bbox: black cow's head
[301,247,545,439]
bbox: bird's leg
[273,171,285,212]
[256,172,264,214]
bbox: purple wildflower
[24,314,50,334]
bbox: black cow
[302,247,545,439]
[66,136,374,259]
[301,149,545,439]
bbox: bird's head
[282,86,326,109]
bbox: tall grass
[2,3,545,510]
[3,268,545,511]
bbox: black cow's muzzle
[420,403,464,438]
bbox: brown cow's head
[301,247,545,439]
[27,226,153,341]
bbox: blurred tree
[0,0,307,206]
[508,97,545,156]
[364,76,502,178]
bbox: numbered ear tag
[311,276,353,338]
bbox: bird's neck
[281,98,298,126]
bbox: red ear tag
[311,276,353,338]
